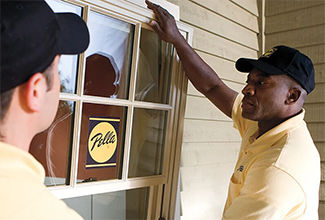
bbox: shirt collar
[248,109,305,154]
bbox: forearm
[172,35,223,95]
[146,0,238,117]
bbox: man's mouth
[241,98,255,109]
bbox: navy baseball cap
[1,0,90,93]
[236,45,315,94]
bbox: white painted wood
[314,64,325,83]
[125,0,180,20]
[187,80,244,97]
[321,161,325,181]
[265,5,325,33]
[305,83,325,104]
[320,201,325,218]
[303,103,325,123]
[265,25,325,49]
[192,28,258,62]
[175,0,259,50]
[307,122,325,142]
[193,51,247,83]
[185,96,231,121]
[181,142,240,167]
[320,182,325,201]
[180,184,229,220]
[183,119,241,143]
[230,0,259,16]
[265,0,324,16]
[50,175,167,199]
[180,162,235,190]
[315,142,325,161]
[298,44,325,66]
[190,0,259,32]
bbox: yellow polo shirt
[223,94,321,220]
[0,142,83,220]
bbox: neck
[257,119,285,138]
[0,122,34,152]
[257,110,302,138]
[0,109,36,152]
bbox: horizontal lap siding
[167,0,259,219]
[264,1,325,219]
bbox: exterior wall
[263,1,325,219]
[167,0,259,219]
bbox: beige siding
[264,1,325,219]
[167,0,259,219]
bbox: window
[29,0,192,219]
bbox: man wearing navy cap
[146,1,320,219]
[0,1,89,219]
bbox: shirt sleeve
[222,164,306,220]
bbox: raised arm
[145,0,238,118]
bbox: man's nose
[242,83,255,96]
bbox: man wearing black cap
[146,1,320,219]
[0,1,89,219]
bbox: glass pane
[84,11,134,99]
[77,103,127,183]
[63,187,149,220]
[128,109,167,178]
[29,101,75,186]
[135,28,174,104]
[46,0,82,94]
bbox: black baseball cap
[1,0,90,93]
[236,45,315,94]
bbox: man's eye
[258,80,266,85]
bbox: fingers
[149,20,164,37]
[145,0,171,19]
[145,0,164,23]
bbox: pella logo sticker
[86,116,120,169]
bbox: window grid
[50,1,173,192]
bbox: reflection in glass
[135,28,174,104]
[128,109,167,178]
[84,11,134,99]
[77,103,127,182]
[63,187,149,220]
[29,101,75,186]
[46,0,82,94]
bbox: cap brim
[236,58,286,75]
[56,13,90,54]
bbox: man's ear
[285,88,301,105]
[20,73,46,112]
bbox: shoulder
[0,179,83,220]
[274,123,320,187]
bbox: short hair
[0,88,15,122]
[0,62,55,122]
[43,62,54,91]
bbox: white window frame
[46,0,193,219]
